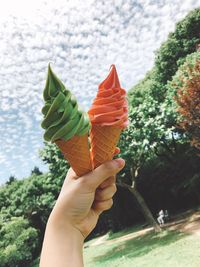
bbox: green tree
[0,172,61,247]
[6,176,17,185]
[39,142,69,179]
[155,8,200,84]
[0,217,39,267]
[31,167,43,176]
[118,104,162,232]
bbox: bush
[0,217,39,267]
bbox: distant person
[157,209,165,225]
[39,158,125,267]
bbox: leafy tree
[6,176,17,185]
[174,52,200,150]
[160,52,200,150]
[31,167,43,176]
[127,10,200,169]
[39,142,69,179]
[155,8,200,84]
[0,174,58,243]
[0,180,24,219]
[120,9,200,228]
[128,8,200,110]
[0,217,39,267]
[118,106,162,232]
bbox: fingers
[66,148,120,181]
[114,147,120,156]
[95,184,117,201]
[93,199,113,215]
[80,158,125,190]
[99,176,116,189]
[93,183,117,215]
[97,147,120,189]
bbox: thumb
[81,158,125,189]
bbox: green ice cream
[41,64,90,142]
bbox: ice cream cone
[56,134,92,176]
[88,65,128,169]
[90,125,121,168]
[41,64,92,176]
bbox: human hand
[48,157,125,239]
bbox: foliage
[5,176,17,186]
[31,166,43,176]
[119,88,183,181]
[0,171,65,264]
[119,10,200,220]
[155,8,200,84]
[137,144,200,212]
[125,9,200,182]
[0,217,39,267]
[128,68,167,111]
[39,142,69,179]
[119,102,157,179]
[0,143,70,265]
[0,173,60,237]
[174,52,200,150]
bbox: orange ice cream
[88,64,128,128]
[88,65,128,169]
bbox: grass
[30,214,200,267]
[84,229,200,267]
[107,224,143,240]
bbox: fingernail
[114,158,125,168]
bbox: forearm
[40,216,84,267]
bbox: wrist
[40,214,84,267]
[47,212,84,244]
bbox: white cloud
[0,0,200,183]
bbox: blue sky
[0,0,200,184]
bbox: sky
[0,0,200,184]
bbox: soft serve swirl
[41,64,90,142]
[88,65,128,128]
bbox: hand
[49,158,125,239]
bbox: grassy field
[31,211,200,267]
[84,228,200,267]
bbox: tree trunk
[118,182,161,233]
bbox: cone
[90,125,122,169]
[55,135,92,176]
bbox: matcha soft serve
[41,64,90,142]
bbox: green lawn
[107,224,143,240]
[30,224,200,267]
[84,229,200,267]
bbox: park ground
[83,209,200,267]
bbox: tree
[155,8,200,84]
[118,9,200,233]
[0,217,39,267]
[39,142,69,179]
[31,167,43,176]
[127,9,200,171]
[175,52,200,150]
[128,8,200,115]
[118,106,161,233]
[0,173,58,245]
[6,176,17,185]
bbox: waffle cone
[55,135,92,176]
[90,125,122,169]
